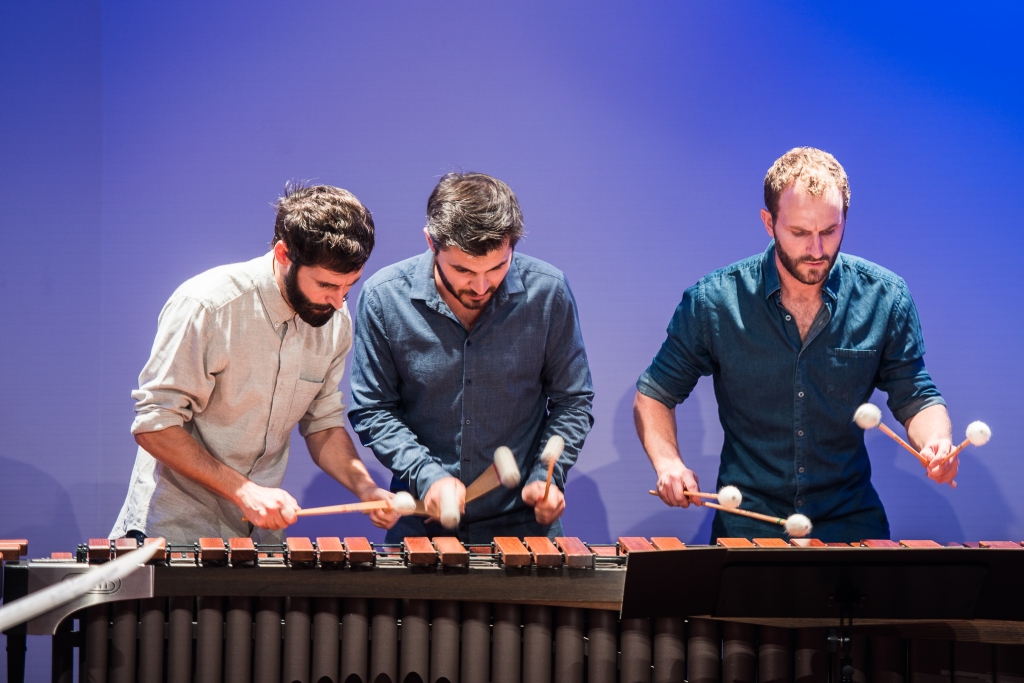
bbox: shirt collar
[762,240,843,303]
[255,251,296,328]
[410,249,526,306]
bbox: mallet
[935,421,992,467]
[853,403,929,467]
[703,501,813,538]
[648,485,743,509]
[540,435,565,501]
[465,446,521,503]
[294,491,418,518]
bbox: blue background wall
[2,4,1023,668]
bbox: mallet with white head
[541,435,565,501]
[702,501,813,538]
[464,446,522,503]
[853,403,929,467]
[936,421,992,467]
[647,485,743,509]
[268,490,422,520]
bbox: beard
[776,239,841,286]
[434,255,497,310]
[284,264,335,327]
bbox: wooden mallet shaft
[647,489,718,502]
[877,423,930,467]
[294,500,393,518]
[935,438,970,467]
[543,457,557,501]
[702,501,786,527]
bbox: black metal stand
[3,561,29,683]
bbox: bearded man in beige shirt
[111,184,398,543]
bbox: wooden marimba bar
[3,535,1024,683]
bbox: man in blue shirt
[349,172,594,543]
[635,148,958,543]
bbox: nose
[326,288,347,309]
[471,274,489,295]
[809,234,825,259]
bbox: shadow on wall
[562,472,612,543]
[564,384,1010,545]
[868,426,1010,544]
[0,456,82,557]
[565,385,719,545]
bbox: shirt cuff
[526,461,562,490]
[892,395,946,425]
[414,462,453,499]
[131,408,185,435]
[299,395,347,436]
[636,371,680,409]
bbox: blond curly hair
[764,147,850,222]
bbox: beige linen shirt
[110,252,352,543]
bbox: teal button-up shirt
[638,242,944,542]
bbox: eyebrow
[454,258,510,274]
[317,276,361,287]
[789,223,841,232]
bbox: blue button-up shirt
[349,250,594,542]
[637,242,944,540]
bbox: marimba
[3,536,1024,683]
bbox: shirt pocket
[289,377,326,427]
[827,347,879,403]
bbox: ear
[759,208,775,239]
[273,240,292,267]
[423,228,436,252]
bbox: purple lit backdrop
[2,4,1023,668]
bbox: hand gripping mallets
[647,485,743,509]
[441,446,522,529]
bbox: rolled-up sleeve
[877,281,945,424]
[636,282,715,409]
[131,296,216,435]
[348,288,449,497]
[525,279,595,488]
[299,309,353,436]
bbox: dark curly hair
[273,183,375,273]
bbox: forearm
[526,405,593,486]
[904,404,952,451]
[305,427,380,500]
[634,391,684,472]
[135,426,248,504]
[349,408,449,497]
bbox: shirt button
[465,379,472,385]
[464,458,470,463]
[799,467,805,473]
[466,340,472,347]
[798,392,804,398]
[797,430,804,437]
[465,419,471,425]
[797,500,803,507]
[785,315,792,321]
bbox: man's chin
[458,293,493,310]
[796,267,829,285]
[300,309,335,327]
